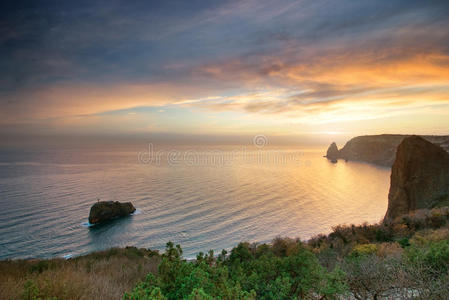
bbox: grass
[0,247,160,300]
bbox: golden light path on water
[0,147,390,259]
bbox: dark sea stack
[384,136,449,221]
[326,142,339,161]
[88,201,136,224]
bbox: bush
[342,255,400,299]
[271,237,299,257]
[398,238,410,248]
[406,239,449,276]
[376,242,403,259]
[124,274,167,300]
[30,261,50,274]
[124,240,347,299]
[229,242,254,264]
[375,227,393,242]
[22,280,39,300]
[350,244,377,257]
[187,288,213,300]
[428,211,446,228]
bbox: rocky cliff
[384,136,449,220]
[325,142,339,162]
[326,134,449,166]
[88,201,136,224]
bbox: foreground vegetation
[0,247,160,300]
[126,207,449,299]
[2,207,449,299]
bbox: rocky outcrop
[384,136,449,221]
[326,134,449,167]
[338,135,404,166]
[88,201,136,224]
[326,142,339,162]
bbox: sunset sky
[1,0,449,145]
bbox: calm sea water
[0,145,390,259]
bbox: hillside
[2,207,448,299]
[0,247,161,300]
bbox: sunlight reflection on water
[0,147,390,259]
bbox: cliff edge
[384,136,449,221]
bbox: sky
[1,0,449,146]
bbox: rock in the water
[384,136,449,221]
[88,201,136,224]
[326,142,339,161]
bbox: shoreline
[2,206,446,263]
[2,206,448,299]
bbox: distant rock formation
[88,201,136,224]
[325,134,449,167]
[326,142,339,162]
[384,136,449,221]
[338,135,403,166]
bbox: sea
[0,143,390,260]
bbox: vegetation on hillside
[1,207,448,299]
[125,207,449,299]
[0,247,160,300]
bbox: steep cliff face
[326,142,339,161]
[384,136,449,221]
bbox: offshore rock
[326,142,339,161]
[88,201,136,224]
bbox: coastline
[2,206,448,299]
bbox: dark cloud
[0,0,448,128]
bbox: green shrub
[350,244,377,257]
[30,260,50,274]
[406,239,449,275]
[124,240,347,299]
[229,242,254,264]
[398,238,410,248]
[375,228,393,242]
[123,208,449,299]
[22,280,40,300]
[187,288,213,300]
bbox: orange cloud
[187,46,449,122]
[0,81,218,124]
[2,39,449,136]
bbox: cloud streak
[1,0,449,136]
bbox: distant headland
[326,134,449,219]
[325,134,449,167]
